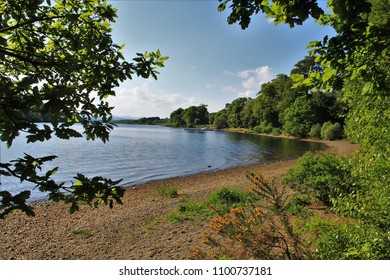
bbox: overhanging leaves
[0,0,167,217]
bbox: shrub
[166,201,209,223]
[253,121,273,134]
[283,152,353,206]
[253,125,262,133]
[308,123,322,139]
[320,121,332,139]
[208,187,253,214]
[332,152,390,231]
[310,221,390,260]
[192,174,309,260]
[157,186,178,198]
[321,122,343,140]
[329,122,343,140]
[166,188,252,223]
[271,127,282,136]
[286,195,311,217]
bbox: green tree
[219,0,388,92]
[290,56,323,78]
[0,0,168,217]
[183,106,198,128]
[218,0,324,29]
[194,104,209,126]
[253,74,289,128]
[169,108,185,127]
[226,97,248,128]
[239,98,257,129]
[183,105,205,128]
[212,109,229,129]
[282,95,316,138]
[290,55,324,94]
[169,105,209,128]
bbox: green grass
[208,187,254,213]
[166,187,254,223]
[166,201,211,223]
[157,186,179,198]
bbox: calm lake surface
[0,124,324,201]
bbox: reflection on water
[0,124,324,200]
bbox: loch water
[0,124,324,201]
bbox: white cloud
[238,90,255,98]
[266,17,276,24]
[107,83,198,117]
[223,85,238,93]
[238,66,274,90]
[222,66,275,98]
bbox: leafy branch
[0,15,68,33]
[0,153,124,219]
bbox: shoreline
[29,133,333,207]
[28,130,330,206]
[104,134,358,192]
[0,136,359,260]
[120,137,357,196]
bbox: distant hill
[113,116,169,125]
[112,116,138,121]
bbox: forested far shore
[113,117,169,126]
[166,56,345,141]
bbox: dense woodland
[168,56,345,140]
[114,117,168,126]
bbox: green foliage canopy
[219,0,389,92]
[168,104,209,128]
[205,54,344,138]
[282,96,316,138]
[0,0,168,217]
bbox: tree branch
[0,15,67,33]
[0,47,60,68]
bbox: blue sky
[107,0,334,118]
